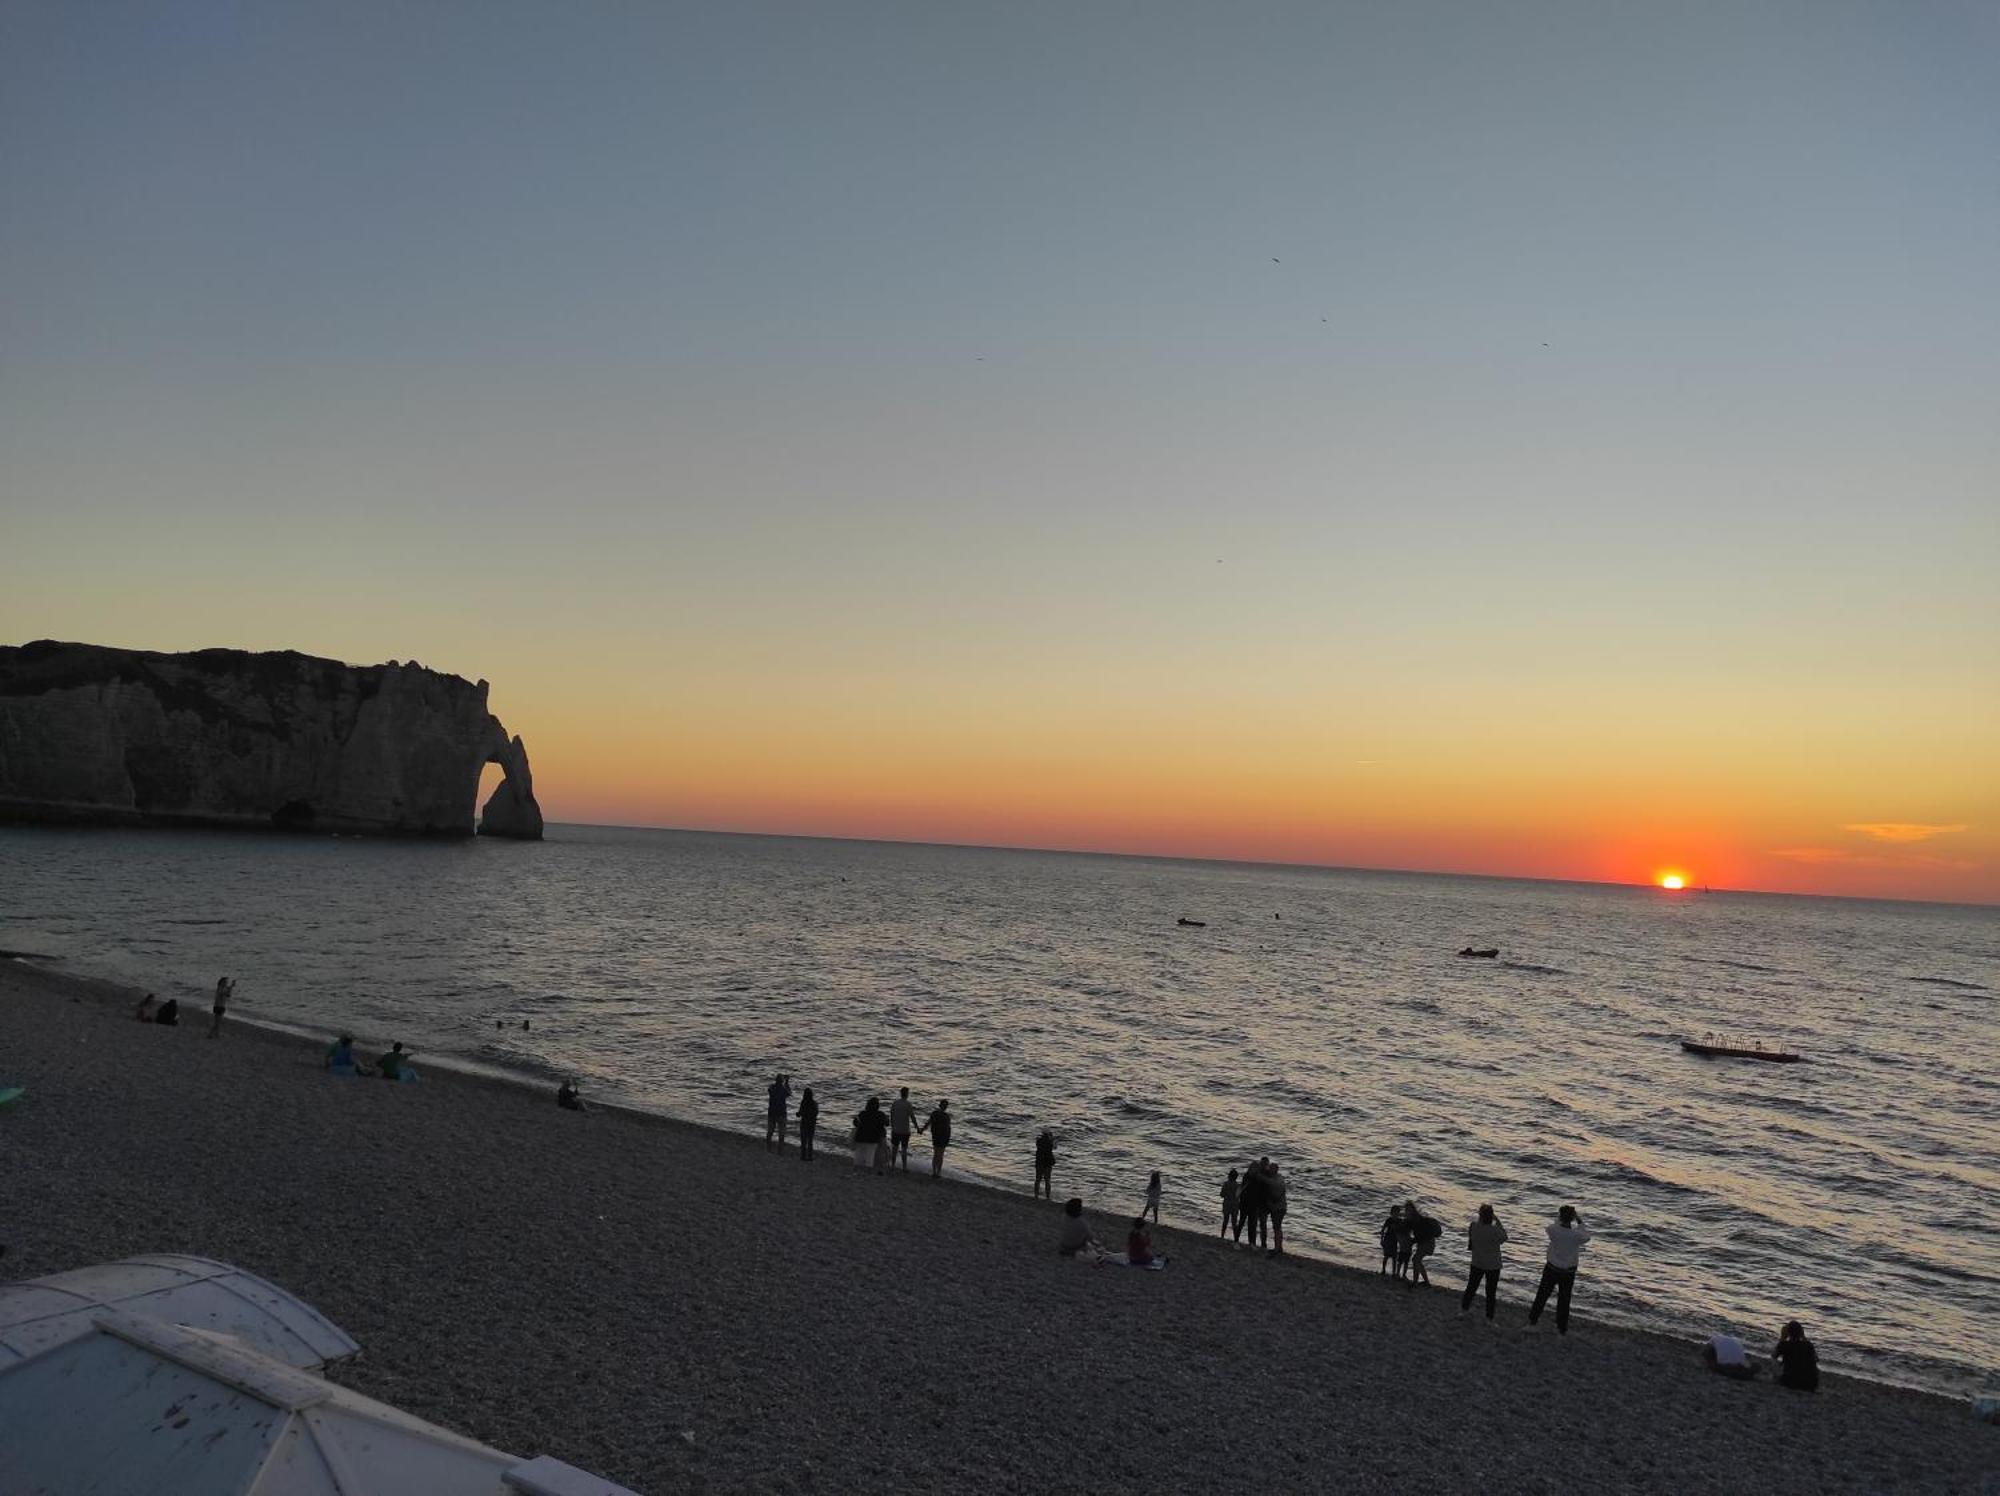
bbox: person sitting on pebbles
[1058,1198,1106,1262]
[557,1078,590,1113]
[322,1034,364,1075]
[1126,1217,1156,1267]
[135,993,157,1022]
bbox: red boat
[1680,1038,1806,1064]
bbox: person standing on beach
[923,1099,952,1178]
[1238,1160,1270,1250]
[1264,1161,1288,1257]
[890,1087,918,1171]
[208,976,234,1039]
[1461,1204,1507,1321]
[1526,1205,1591,1334]
[765,1074,792,1152]
[797,1087,819,1161]
[1220,1168,1240,1238]
[1407,1201,1440,1285]
[1034,1129,1056,1198]
[1142,1170,1162,1225]
[1380,1204,1406,1275]
[853,1097,888,1172]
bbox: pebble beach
[2,958,1993,1494]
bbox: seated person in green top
[377,1042,413,1081]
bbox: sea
[3,824,1995,1398]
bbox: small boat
[1177,917,1206,928]
[1458,947,1498,959]
[1679,1039,1806,1064]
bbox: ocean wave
[1501,961,1567,975]
[1907,975,1987,992]
[470,1044,573,1084]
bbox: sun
[1659,873,1686,890]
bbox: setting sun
[1659,874,1686,890]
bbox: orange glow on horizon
[1659,873,1687,890]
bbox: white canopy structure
[0,1259,638,1496]
[0,1254,357,1370]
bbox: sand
[1,958,1992,1494]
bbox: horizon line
[543,819,1998,913]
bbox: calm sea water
[3,825,1995,1397]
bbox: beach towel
[1106,1253,1170,1270]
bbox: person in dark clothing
[797,1087,819,1161]
[1407,1202,1441,1286]
[922,1099,952,1178]
[1034,1129,1056,1198]
[155,998,181,1026]
[852,1097,889,1172]
[1381,1205,1411,1278]
[557,1078,589,1112]
[765,1073,792,1152]
[1220,1168,1241,1239]
[1237,1159,1270,1250]
[1773,1321,1820,1391]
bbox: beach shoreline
[4,953,1994,1492]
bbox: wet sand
[1,959,1992,1493]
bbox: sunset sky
[3,2,1995,902]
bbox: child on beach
[1034,1129,1056,1198]
[376,1041,412,1081]
[1143,1170,1162,1224]
[1220,1168,1240,1238]
[557,1078,589,1112]
[208,976,233,1039]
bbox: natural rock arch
[476,732,543,839]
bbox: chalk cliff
[0,641,544,839]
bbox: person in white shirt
[889,1087,918,1171]
[1703,1333,1758,1380]
[1526,1204,1591,1334]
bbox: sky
[2,1,1996,902]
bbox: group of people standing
[764,1076,954,1178]
[1218,1158,1290,1256]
